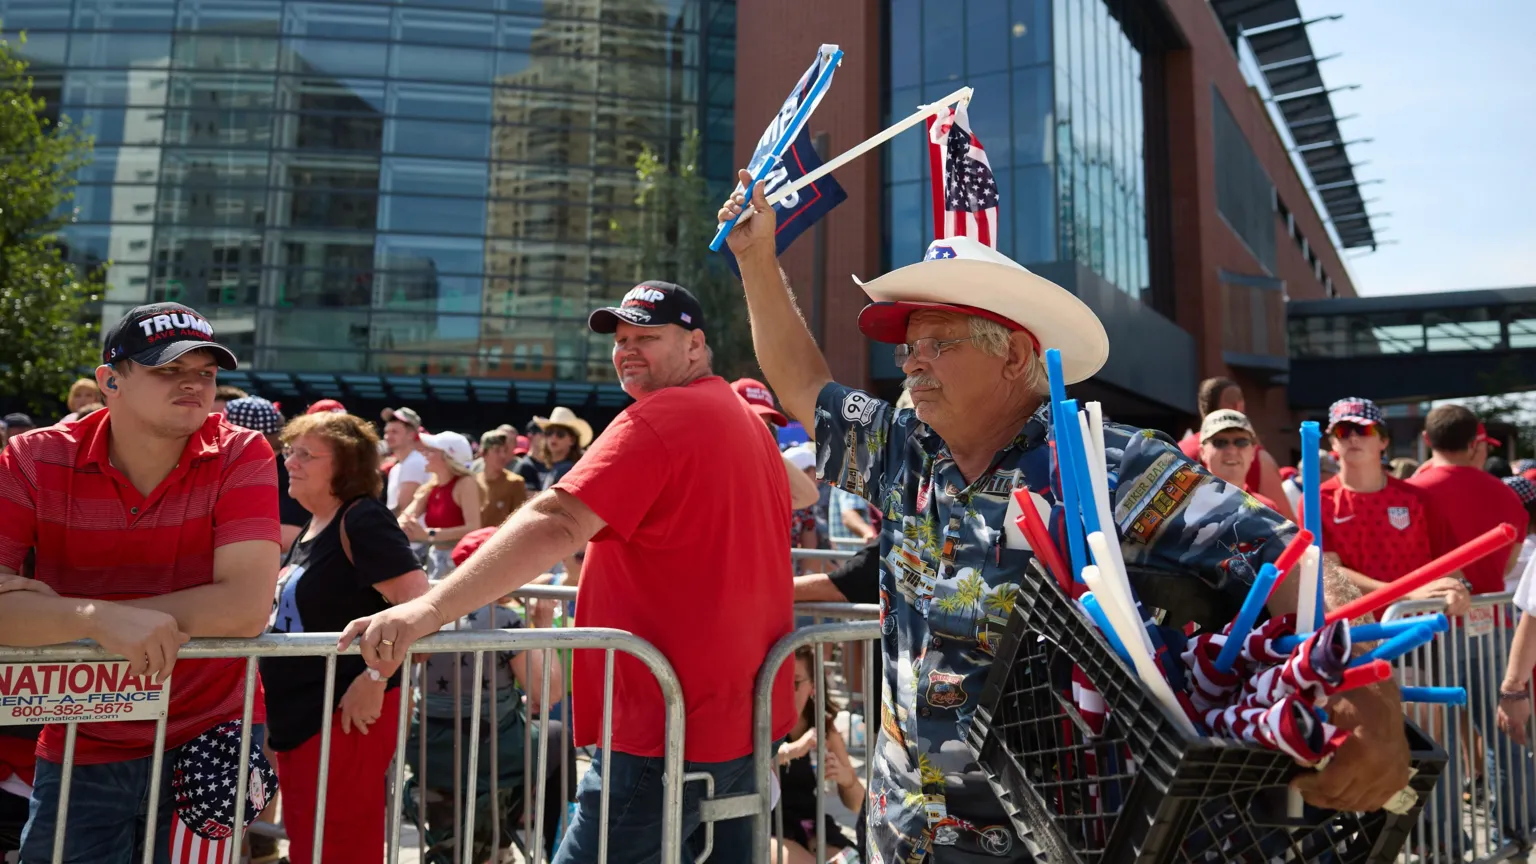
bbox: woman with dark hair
[261,412,431,864]
[771,645,864,864]
[531,406,591,490]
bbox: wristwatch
[365,668,386,683]
[427,528,439,541]
[1453,575,1474,594]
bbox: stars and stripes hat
[223,396,283,436]
[852,236,1109,385]
[1325,397,1384,434]
[1504,475,1536,506]
[170,721,277,863]
[588,281,705,334]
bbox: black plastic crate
[966,560,1446,864]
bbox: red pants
[273,688,401,864]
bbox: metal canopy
[1210,0,1378,249]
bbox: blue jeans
[550,750,756,864]
[19,747,181,864]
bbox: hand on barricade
[526,598,557,628]
[1408,577,1471,618]
[338,597,445,674]
[339,674,386,735]
[1292,683,1411,811]
[0,573,56,597]
[777,728,817,766]
[718,171,775,258]
[1498,697,1531,746]
[87,603,189,682]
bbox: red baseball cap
[731,377,787,426]
[514,435,530,456]
[306,398,346,415]
[1478,423,1501,448]
[452,526,499,567]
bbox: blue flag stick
[1400,686,1468,706]
[1300,421,1324,624]
[1347,624,1435,667]
[1273,615,1450,654]
[1081,593,1132,663]
[1214,563,1281,674]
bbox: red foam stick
[1264,529,1315,603]
[1014,488,1072,592]
[1325,523,1518,625]
[1336,659,1392,694]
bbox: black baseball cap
[588,281,705,334]
[103,303,238,370]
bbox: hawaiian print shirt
[814,383,1298,864]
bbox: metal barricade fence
[1382,592,1536,864]
[751,606,881,864]
[0,627,685,864]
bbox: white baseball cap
[418,431,473,470]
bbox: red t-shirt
[1408,464,1529,594]
[1180,431,1263,491]
[556,376,795,762]
[0,410,280,764]
[1297,476,1436,585]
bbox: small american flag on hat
[928,102,999,248]
[170,721,276,864]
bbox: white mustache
[904,374,941,390]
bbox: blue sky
[1295,1,1536,296]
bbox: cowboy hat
[534,406,594,448]
[853,236,1109,384]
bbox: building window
[1212,86,1277,274]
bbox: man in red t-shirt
[342,281,795,863]
[0,302,280,863]
[1178,376,1295,520]
[1410,404,1528,594]
[1297,397,1468,614]
[1408,402,1535,850]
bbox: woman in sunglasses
[1196,409,1282,512]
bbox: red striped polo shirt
[0,409,279,765]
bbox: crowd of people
[0,176,1533,864]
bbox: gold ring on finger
[380,639,395,647]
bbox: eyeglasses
[546,427,573,440]
[282,446,330,463]
[1207,436,1253,450]
[1332,423,1379,440]
[893,336,974,365]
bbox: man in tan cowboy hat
[338,279,798,863]
[718,174,1410,862]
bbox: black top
[539,459,576,492]
[274,459,309,527]
[828,539,880,604]
[260,497,421,751]
[514,456,543,492]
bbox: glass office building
[1,0,734,402]
[884,0,1147,299]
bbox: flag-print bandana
[171,720,277,859]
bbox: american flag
[928,103,999,248]
[170,721,276,864]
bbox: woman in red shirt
[400,431,482,578]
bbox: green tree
[0,31,103,416]
[624,130,758,380]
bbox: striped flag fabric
[170,721,276,864]
[927,102,999,248]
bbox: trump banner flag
[720,126,847,276]
[709,44,844,253]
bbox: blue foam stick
[1299,421,1324,620]
[1273,615,1451,654]
[1348,624,1434,667]
[1045,350,1088,581]
[1081,593,1132,663]
[1060,399,1101,537]
[1400,686,1468,706]
[1214,563,1280,674]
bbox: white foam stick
[1296,545,1322,633]
[765,86,974,208]
[1087,531,1155,657]
[1081,407,1127,577]
[1081,563,1200,737]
